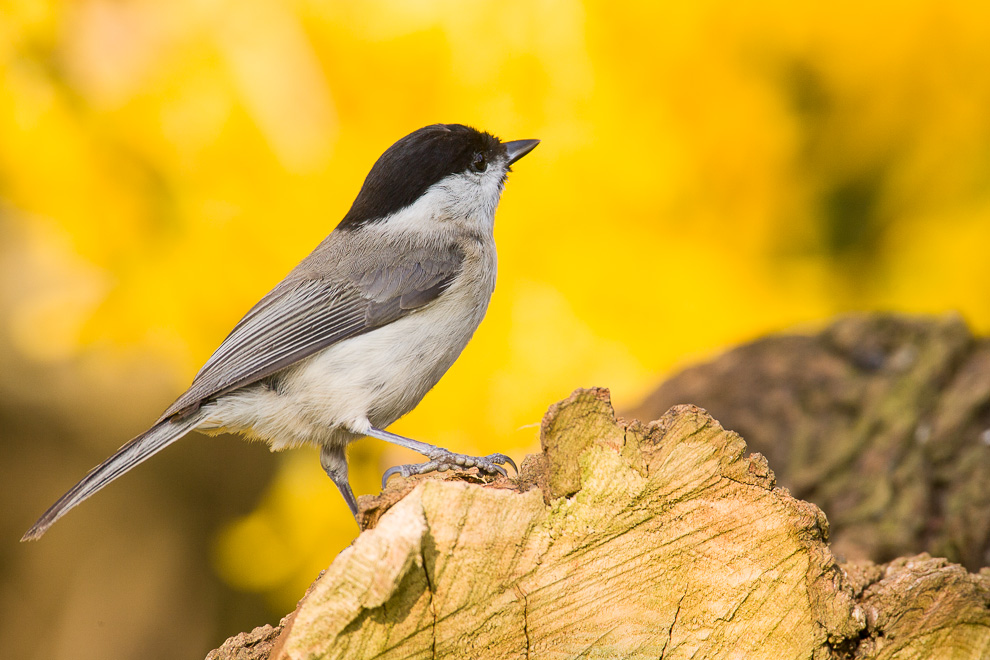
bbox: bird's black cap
[339,124,511,230]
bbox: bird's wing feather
[160,247,464,420]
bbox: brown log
[208,386,990,660]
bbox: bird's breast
[283,241,496,429]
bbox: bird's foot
[382,450,517,488]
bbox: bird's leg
[320,443,359,520]
[366,426,517,488]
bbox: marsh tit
[23,123,539,541]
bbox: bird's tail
[21,415,202,542]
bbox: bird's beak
[504,139,540,164]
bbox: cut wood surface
[208,385,990,660]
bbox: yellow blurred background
[3,0,990,658]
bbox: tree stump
[208,386,990,660]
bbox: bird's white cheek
[439,174,505,230]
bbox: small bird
[22,123,539,541]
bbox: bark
[630,313,990,569]
[208,384,990,660]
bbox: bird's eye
[470,152,488,173]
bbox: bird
[22,123,540,541]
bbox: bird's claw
[382,451,517,488]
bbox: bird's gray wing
[160,247,464,420]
